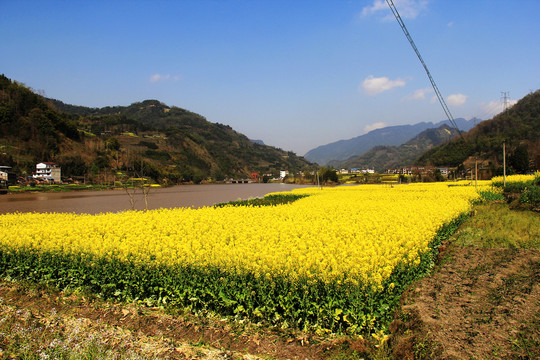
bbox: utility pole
[503,141,506,187]
[475,157,478,189]
[500,92,509,187]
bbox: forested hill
[0,75,313,183]
[49,98,209,130]
[417,90,540,173]
[338,124,460,172]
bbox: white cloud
[361,0,429,20]
[362,75,406,95]
[482,100,502,116]
[446,93,468,106]
[149,73,181,83]
[364,122,388,134]
[361,0,388,16]
[507,99,518,107]
[405,87,432,100]
[482,100,496,113]
[481,99,518,117]
[150,73,170,83]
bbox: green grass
[453,203,540,249]
[8,184,112,192]
[214,193,310,207]
[510,308,540,359]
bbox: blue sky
[1,0,539,155]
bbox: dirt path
[6,246,537,359]
[0,282,365,359]
[391,245,540,359]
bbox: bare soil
[0,282,365,359]
[390,243,540,359]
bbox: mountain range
[2,73,537,182]
[336,124,461,172]
[417,90,540,173]
[0,75,313,183]
[304,118,478,165]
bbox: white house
[0,166,10,181]
[279,170,289,179]
[438,168,449,177]
[33,162,61,183]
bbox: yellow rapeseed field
[0,183,481,290]
[491,173,538,185]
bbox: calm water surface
[0,183,312,214]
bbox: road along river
[0,183,312,215]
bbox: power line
[385,0,462,138]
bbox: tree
[318,167,338,184]
[105,137,121,151]
[58,155,87,177]
[398,174,407,183]
[433,169,445,182]
[510,145,530,174]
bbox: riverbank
[7,183,117,193]
[0,183,312,214]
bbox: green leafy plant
[0,213,466,336]
[521,186,540,206]
[214,194,309,207]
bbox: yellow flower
[0,183,480,288]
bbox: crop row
[0,183,482,333]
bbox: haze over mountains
[337,124,461,173]
[304,118,479,166]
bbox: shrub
[503,182,530,194]
[138,140,158,149]
[477,189,505,202]
[520,185,540,206]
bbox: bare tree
[142,182,151,210]
[119,175,137,211]
[120,156,153,211]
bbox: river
[0,183,312,215]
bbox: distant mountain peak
[304,118,477,165]
[416,90,540,170]
[338,124,461,172]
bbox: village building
[0,166,10,181]
[33,162,61,183]
[340,168,376,174]
[0,165,17,184]
[385,166,454,178]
